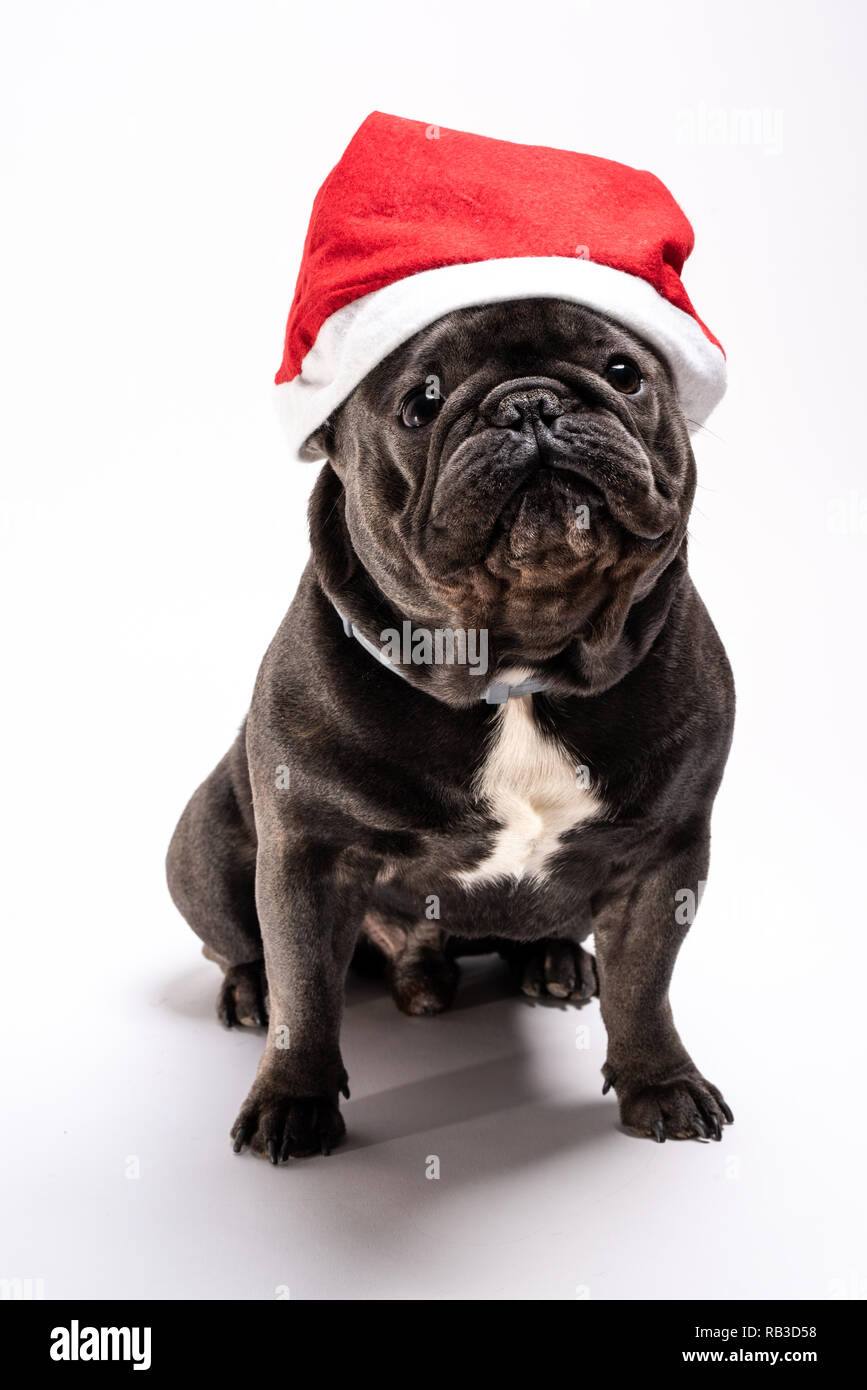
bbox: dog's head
[310,299,696,696]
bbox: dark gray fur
[167,300,734,1159]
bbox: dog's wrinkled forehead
[356,299,678,431]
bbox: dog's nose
[482,379,565,430]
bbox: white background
[2,0,865,1301]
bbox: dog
[167,297,735,1160]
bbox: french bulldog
[167,297,735,1160]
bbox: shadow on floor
[160,951,619,1181]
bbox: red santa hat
[275,112,726,461]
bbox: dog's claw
[231,1117,253,1154]
[340,1082,350,1100]
[602,1077,612,1095]
[653,1119,666,1143]
[698,1103,722,1141]
[268,1139,280,1165]
[720,1100,734,1124]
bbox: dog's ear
[308,461,357,592]
[302,416,336,461]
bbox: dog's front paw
[510,940,598,1004]
[606,1066,734,1142]
[230,1084,346,1162]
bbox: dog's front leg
[230,839,362,1162]
[594,836,733,1142]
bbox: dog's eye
[399,385,444,428]
[604,357,642,394]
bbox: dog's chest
[457,693,604,886]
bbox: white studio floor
[5,881,863,1301]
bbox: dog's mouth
[519,414,677,541]
[428,410,678,573]
[490,465,610,550]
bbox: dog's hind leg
[359,910,459,1016]
[166,727,267,1027]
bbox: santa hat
[275,112,726,461]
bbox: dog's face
[311,299,696,668]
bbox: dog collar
[333,604,549,705]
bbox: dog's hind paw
[511,939,598,1004]
[217,961,269,1029]
[390,948,459,1016]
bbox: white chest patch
[457,687,605,887]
